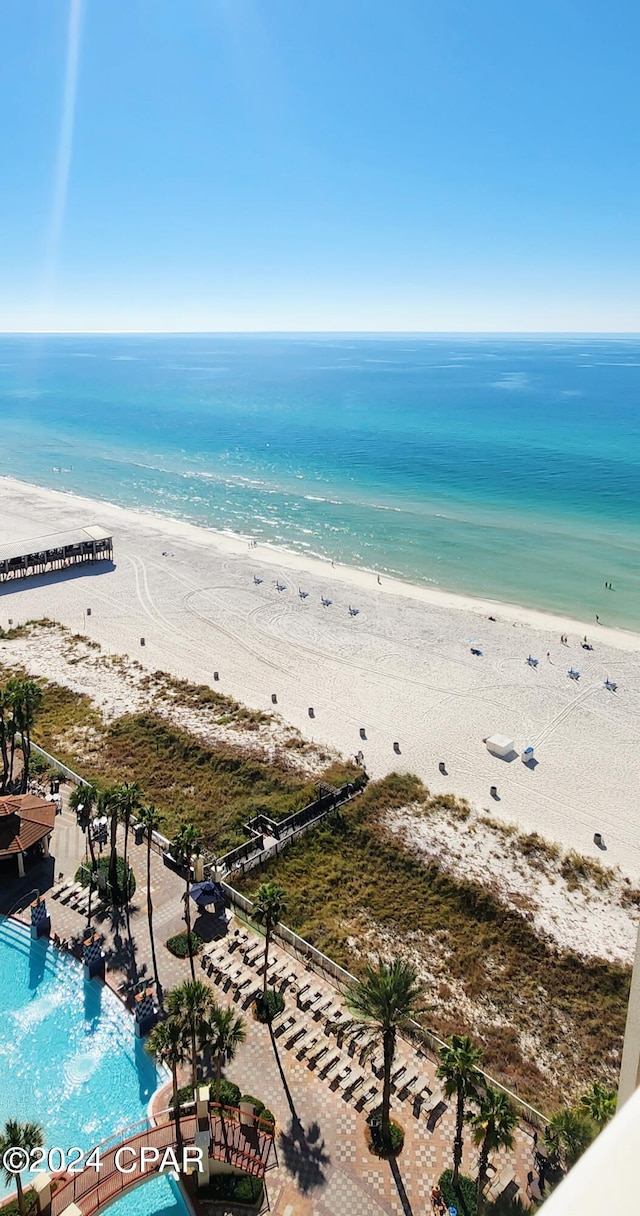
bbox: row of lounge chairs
[200,928,449,1123]
[49,877,106,918]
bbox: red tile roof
[0,794,56,855]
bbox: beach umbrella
[189,880,226,908]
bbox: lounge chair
[274,1014,297,1039]
[489,1167,516,1199]
[293,1029,319,1057]
[318,1053,342,1079]
[307,1043,330,1069]
[312,996,335,1021]
[60,883,81,905]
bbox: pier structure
[0,526,113,582]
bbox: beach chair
[341,1066,365,1097]
[318,1052,342,1080]
[299,988,323,1012]
[390,1064,407,1092]
[331,1062,353,1089]
[359,1085,380,1112]
[312,995,335,1021]
[60,883,81,905]
[274,1014,297,1039]
[293,1028,319,1057]
[285,1026,308,1051]
[256,952,278,977]
[307,1042,329,1069]
[489,1167,516,1200]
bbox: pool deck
[1,797,541,1215]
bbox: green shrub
[254,989,285,1023]
[259,1106,276,1131]
[216,1078,241,1107]
[75,855,135,903]
[439,1169,477,1216]
[240,1093,265,1114]
[368,1115,404,1156]
[166,931,203,958]
[196,1174,263,1205]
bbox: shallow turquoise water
[102,1174,190,1216]
[1,333,639,626]
[0,917,165,1203]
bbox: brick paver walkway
[2,799,540,1214]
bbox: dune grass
[229,773,630,1108]
[24,670,359,852]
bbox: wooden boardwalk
[50,1105,274,1215]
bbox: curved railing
[50,1103,274,1215]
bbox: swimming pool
[102,1174,191,1216]
[0,916,190,1215]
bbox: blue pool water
[0,917,188,1214]
[1,333,640,626]
[102,1174,190,1216]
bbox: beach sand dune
[1,476,639,880]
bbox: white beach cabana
[485,734,515,759]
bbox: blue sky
[1,0,639,331]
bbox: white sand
[1,475,640,883]
[384,803,639,965]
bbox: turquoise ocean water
[1,333,639,628]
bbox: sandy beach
[1,475,639,884]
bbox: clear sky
[1,0,639,332]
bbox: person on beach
[377,574,381,585]
[596,614,600,623]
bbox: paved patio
[1,795,541,1214]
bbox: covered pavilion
[0,794,56,878]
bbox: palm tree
[69,783,99,874]
[344,958,426,1150]
[100,785,121,903]
[138,802,163,998]
[254,881,286,996]
[0,683,12,793]
[166,980,215,1091]
[13,679,43,792]
[544,1106,595,1169]
[437,1034,484,1186]
[469,1086,517,1214]
[116,781,142,897]
[146,1018,187,1147]
[210,1006,246,1107]
[0,1118,44,1216]
[172,824,202,981]
[579,1081,616,1132]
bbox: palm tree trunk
[122,814,130,901]
[86,817,98,873]
[9,718,16,786]
[147,837,161,999]
[453,1086,464,1186]
[476,1138,489,1215]
[263,922,271,995]
[0,711,9,794]
[185,874,196,982]
[15,1173,25,1216]
[22,723,31,792]
[215,1056,222,1105]
[381,1026,394,1145]
[172,1063,184,1152]
[190,1021,198,1091]
[109,812,119,902]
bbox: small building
[0,794,56,878]
[0,526,113,582]
[485,734,515,758]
